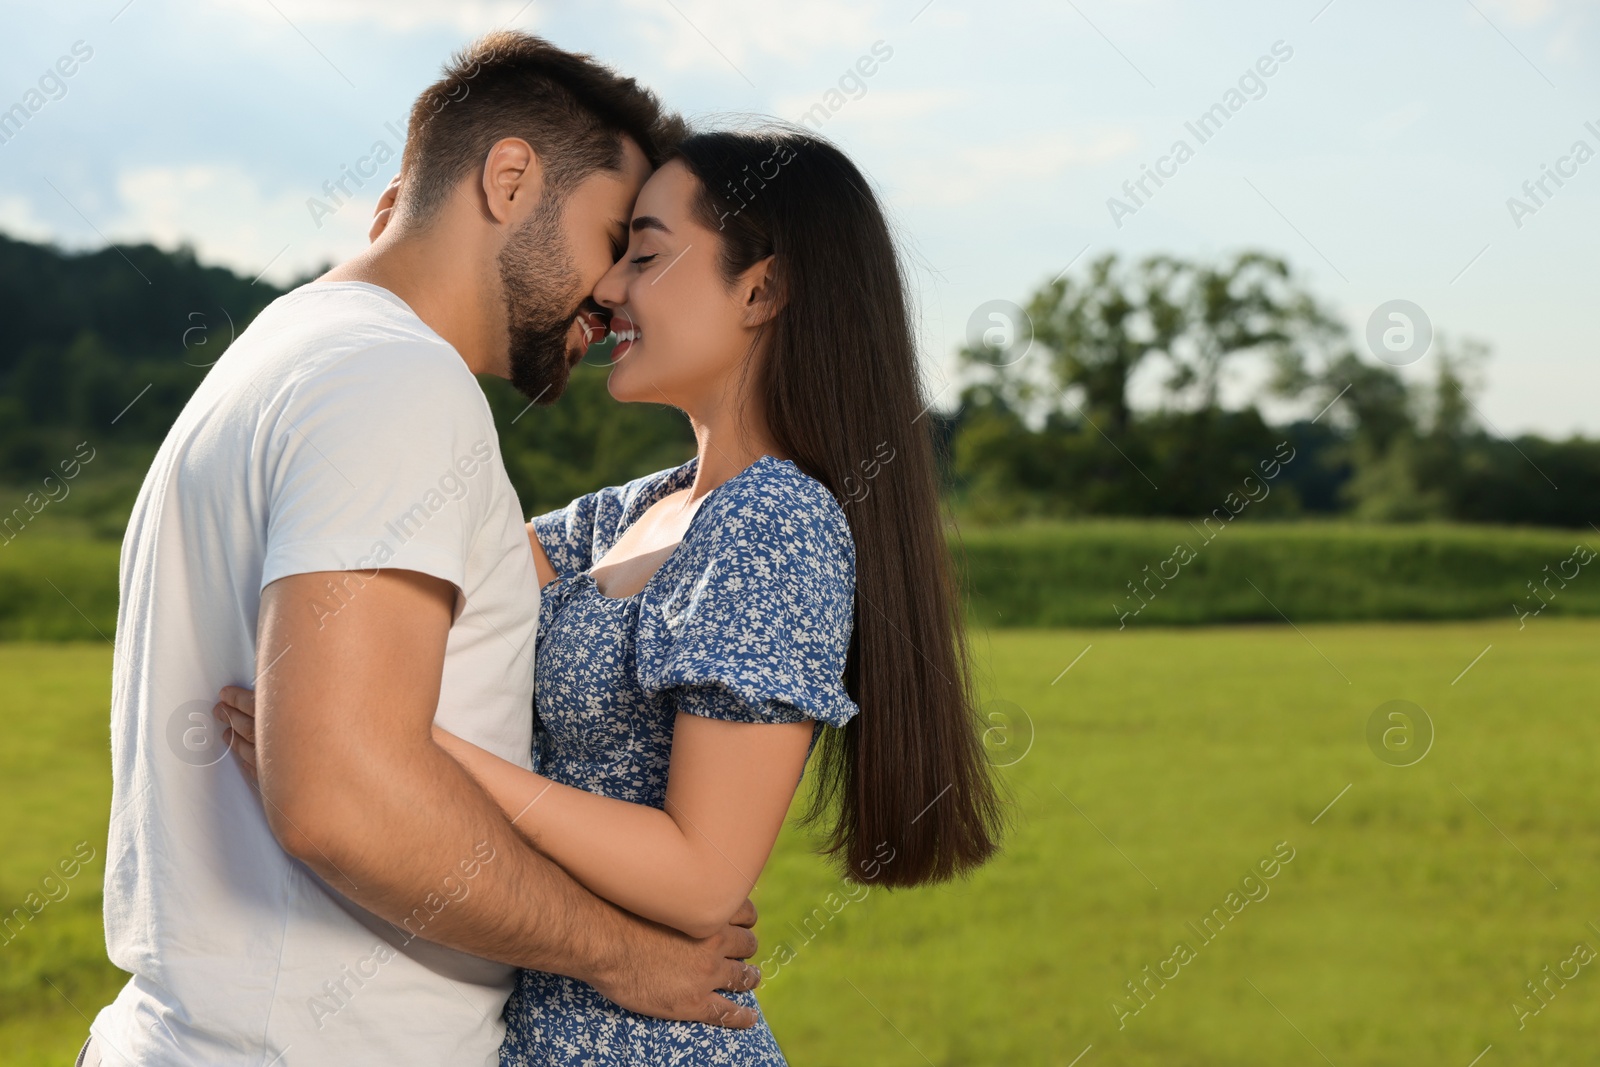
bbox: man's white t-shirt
[93,281,540,1066]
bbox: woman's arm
[434,715,815,938]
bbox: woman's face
[592,160,773,414]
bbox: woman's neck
[684,412,785,503]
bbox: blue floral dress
[498,454,859,1067]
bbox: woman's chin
[605,367,647,404]
[607,361,687,409]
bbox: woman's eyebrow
[631,215,672,234]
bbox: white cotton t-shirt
[93,281,540,1066]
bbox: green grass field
[8,519,1598,639]
[3,620,1596,1065]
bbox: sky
[2,0,1597,437]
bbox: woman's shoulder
[696,456,855,574]
[638,457,858,718]
[600,458,698,517]
[711,456,850,538]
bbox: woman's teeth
[613,328,641,343]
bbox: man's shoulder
[249,285,485,423]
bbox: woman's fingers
[213,700,255,743]
[222,727,259,783]
[218,685,256,718]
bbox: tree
[1163,251,1340,412]
[952,251,1340,518]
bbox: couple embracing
[88,31,1001,1067]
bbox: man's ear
[739,255,786,328]
[480,137,542,226]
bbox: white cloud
[1471,0,1596,60]
[895,128,1139,206]
[1481,0,1558,25]
[0,194,53,244]
[619,0,884,73]
[218,0,542,35]
[1359,100,1430,142]
[772,87,963,126]
[106,164,373,285]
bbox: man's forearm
[268,735,644,980]
[436,728,744,938]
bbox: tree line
[0,233,1593,534]
[950,251,1597,527]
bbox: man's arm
[249,567,760,1026]
[432,715,812,939]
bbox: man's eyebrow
[630,216,672,234]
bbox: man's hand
[593,899,763,1027]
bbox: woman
[219,126,1003,1065]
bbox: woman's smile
[609,312,642,360]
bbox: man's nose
[592,261,628,308]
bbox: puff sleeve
[635,467,859,729]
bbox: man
[88,32,759,1067]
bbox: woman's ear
[739,255,786,328]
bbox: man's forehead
[614,134,653,190]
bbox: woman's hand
[214,685,259,783]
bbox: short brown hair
[397,32,684,225]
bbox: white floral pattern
[499,455,858,1067]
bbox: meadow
[5,519,1598,639]
[4,616,1596,1065]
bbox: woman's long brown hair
[671,127,1004,886]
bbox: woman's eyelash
[630,253,659,266]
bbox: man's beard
[497,195,587,405]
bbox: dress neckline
[581,454,791,603]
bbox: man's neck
[320,231,504,378]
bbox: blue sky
[2,0,1597,437]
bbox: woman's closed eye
[631,253,660,267]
